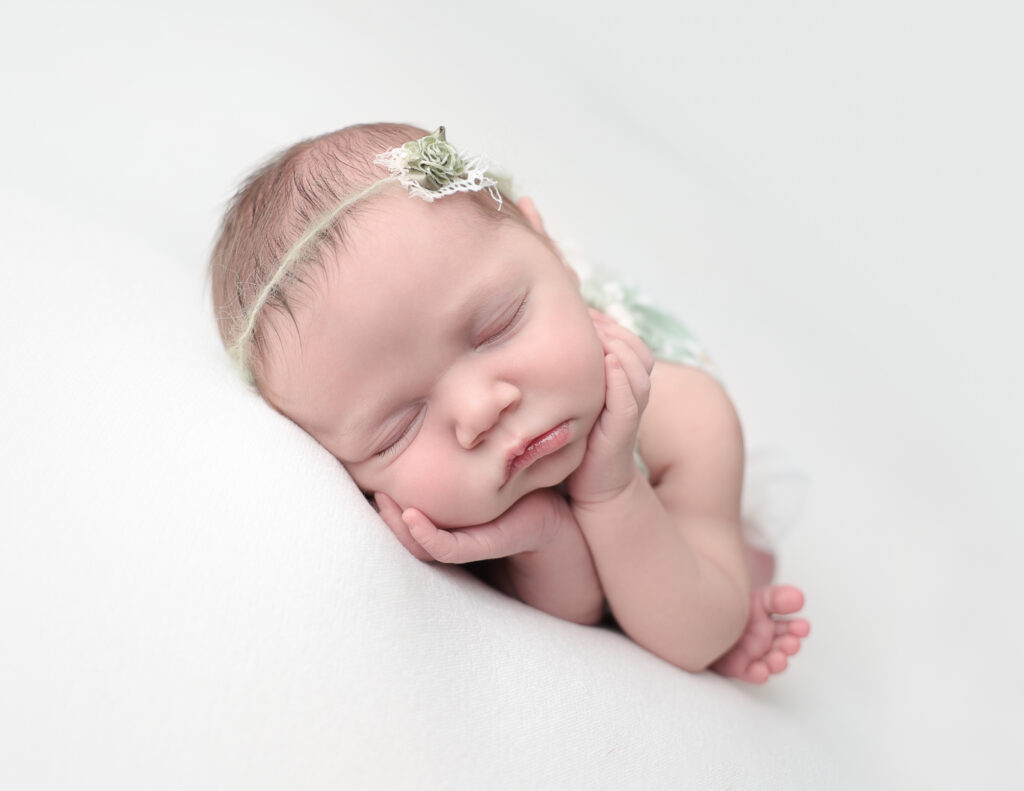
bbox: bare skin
[264,191,809,681]
[375,308,810,681]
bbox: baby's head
[210,123,606,526]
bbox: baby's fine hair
[209,122,525,387]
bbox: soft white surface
[1,1,1021,788]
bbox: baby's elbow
[564,597,607,626]
[538,586,606,627]
[647,641,719,674]
[705,587,752,668]
[670,593,751,673]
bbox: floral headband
[227,127,509,383]
[375,126,507,206]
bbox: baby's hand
[374,488,572,565]
[567,311,654,506]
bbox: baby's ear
[516,196,547,236]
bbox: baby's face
[262,193,606,527]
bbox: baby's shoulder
[638,361,743,486]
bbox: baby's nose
[454,381,521,450]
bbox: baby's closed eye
[375,405,426,458]
[476,294,529,348]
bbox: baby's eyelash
[479,295,528,347]
[376,407,423,458]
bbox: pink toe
[766,585,805,615]
[776,635,801,656]
[766,650,788,674]
[746,661,770,684]
[775,618,811,637]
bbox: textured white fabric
[4,1,1021,788]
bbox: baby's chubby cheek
[361,461,510,529]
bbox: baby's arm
[375,488,605,625]
[568,318,750,671]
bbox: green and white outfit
[575,259,720,382]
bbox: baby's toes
[765,585,805,615]
[744,660,771,684]
[774,634,802,656]
[775,618,811,638]
[765,649,789,674]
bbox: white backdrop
[2,1,1021,787]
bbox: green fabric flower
[401,127,467,190]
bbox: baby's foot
[711,585,810,684]
[746,545,776,589]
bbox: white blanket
[3,1,1021,788]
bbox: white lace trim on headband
[373,127,504,208]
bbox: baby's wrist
[568,465,646,518]
[504,488,577,555]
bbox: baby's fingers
[602,337,652,414]
[599,353,643,448]
[591,311,655,373]
[610,338,651,413]
[374,492,433,562]
[401,508,521,564]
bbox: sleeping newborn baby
[209,123,809,682]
